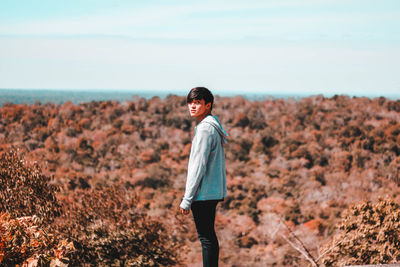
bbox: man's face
[188,99,211,121]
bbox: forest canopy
[1,94,399,266]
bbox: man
[180,87,228,267]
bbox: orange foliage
[1,95,399,266]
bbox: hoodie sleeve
[180,127,214,210]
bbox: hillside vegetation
[1,94,400,266]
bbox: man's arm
[180,128,214,211]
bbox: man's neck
[196,112,211,123]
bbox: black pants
[191,200,220,267]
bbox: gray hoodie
[180,115,228,210]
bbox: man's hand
[180,207,190,215]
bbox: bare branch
[269,217,284,241]
[282,221,319,267]
[279,233,318,267]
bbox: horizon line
[1,87,399,100]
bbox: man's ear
[206,102,212,111]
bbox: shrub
[321,199,400,266]
[0,150,71,266]
[54,186,181,266]
[0,150,61,225]
[0,213,74,266]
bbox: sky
[0,0,399,97]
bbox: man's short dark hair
[187,87,214,111]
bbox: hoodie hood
[201,115,228,145]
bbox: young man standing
[180,87,228,267]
